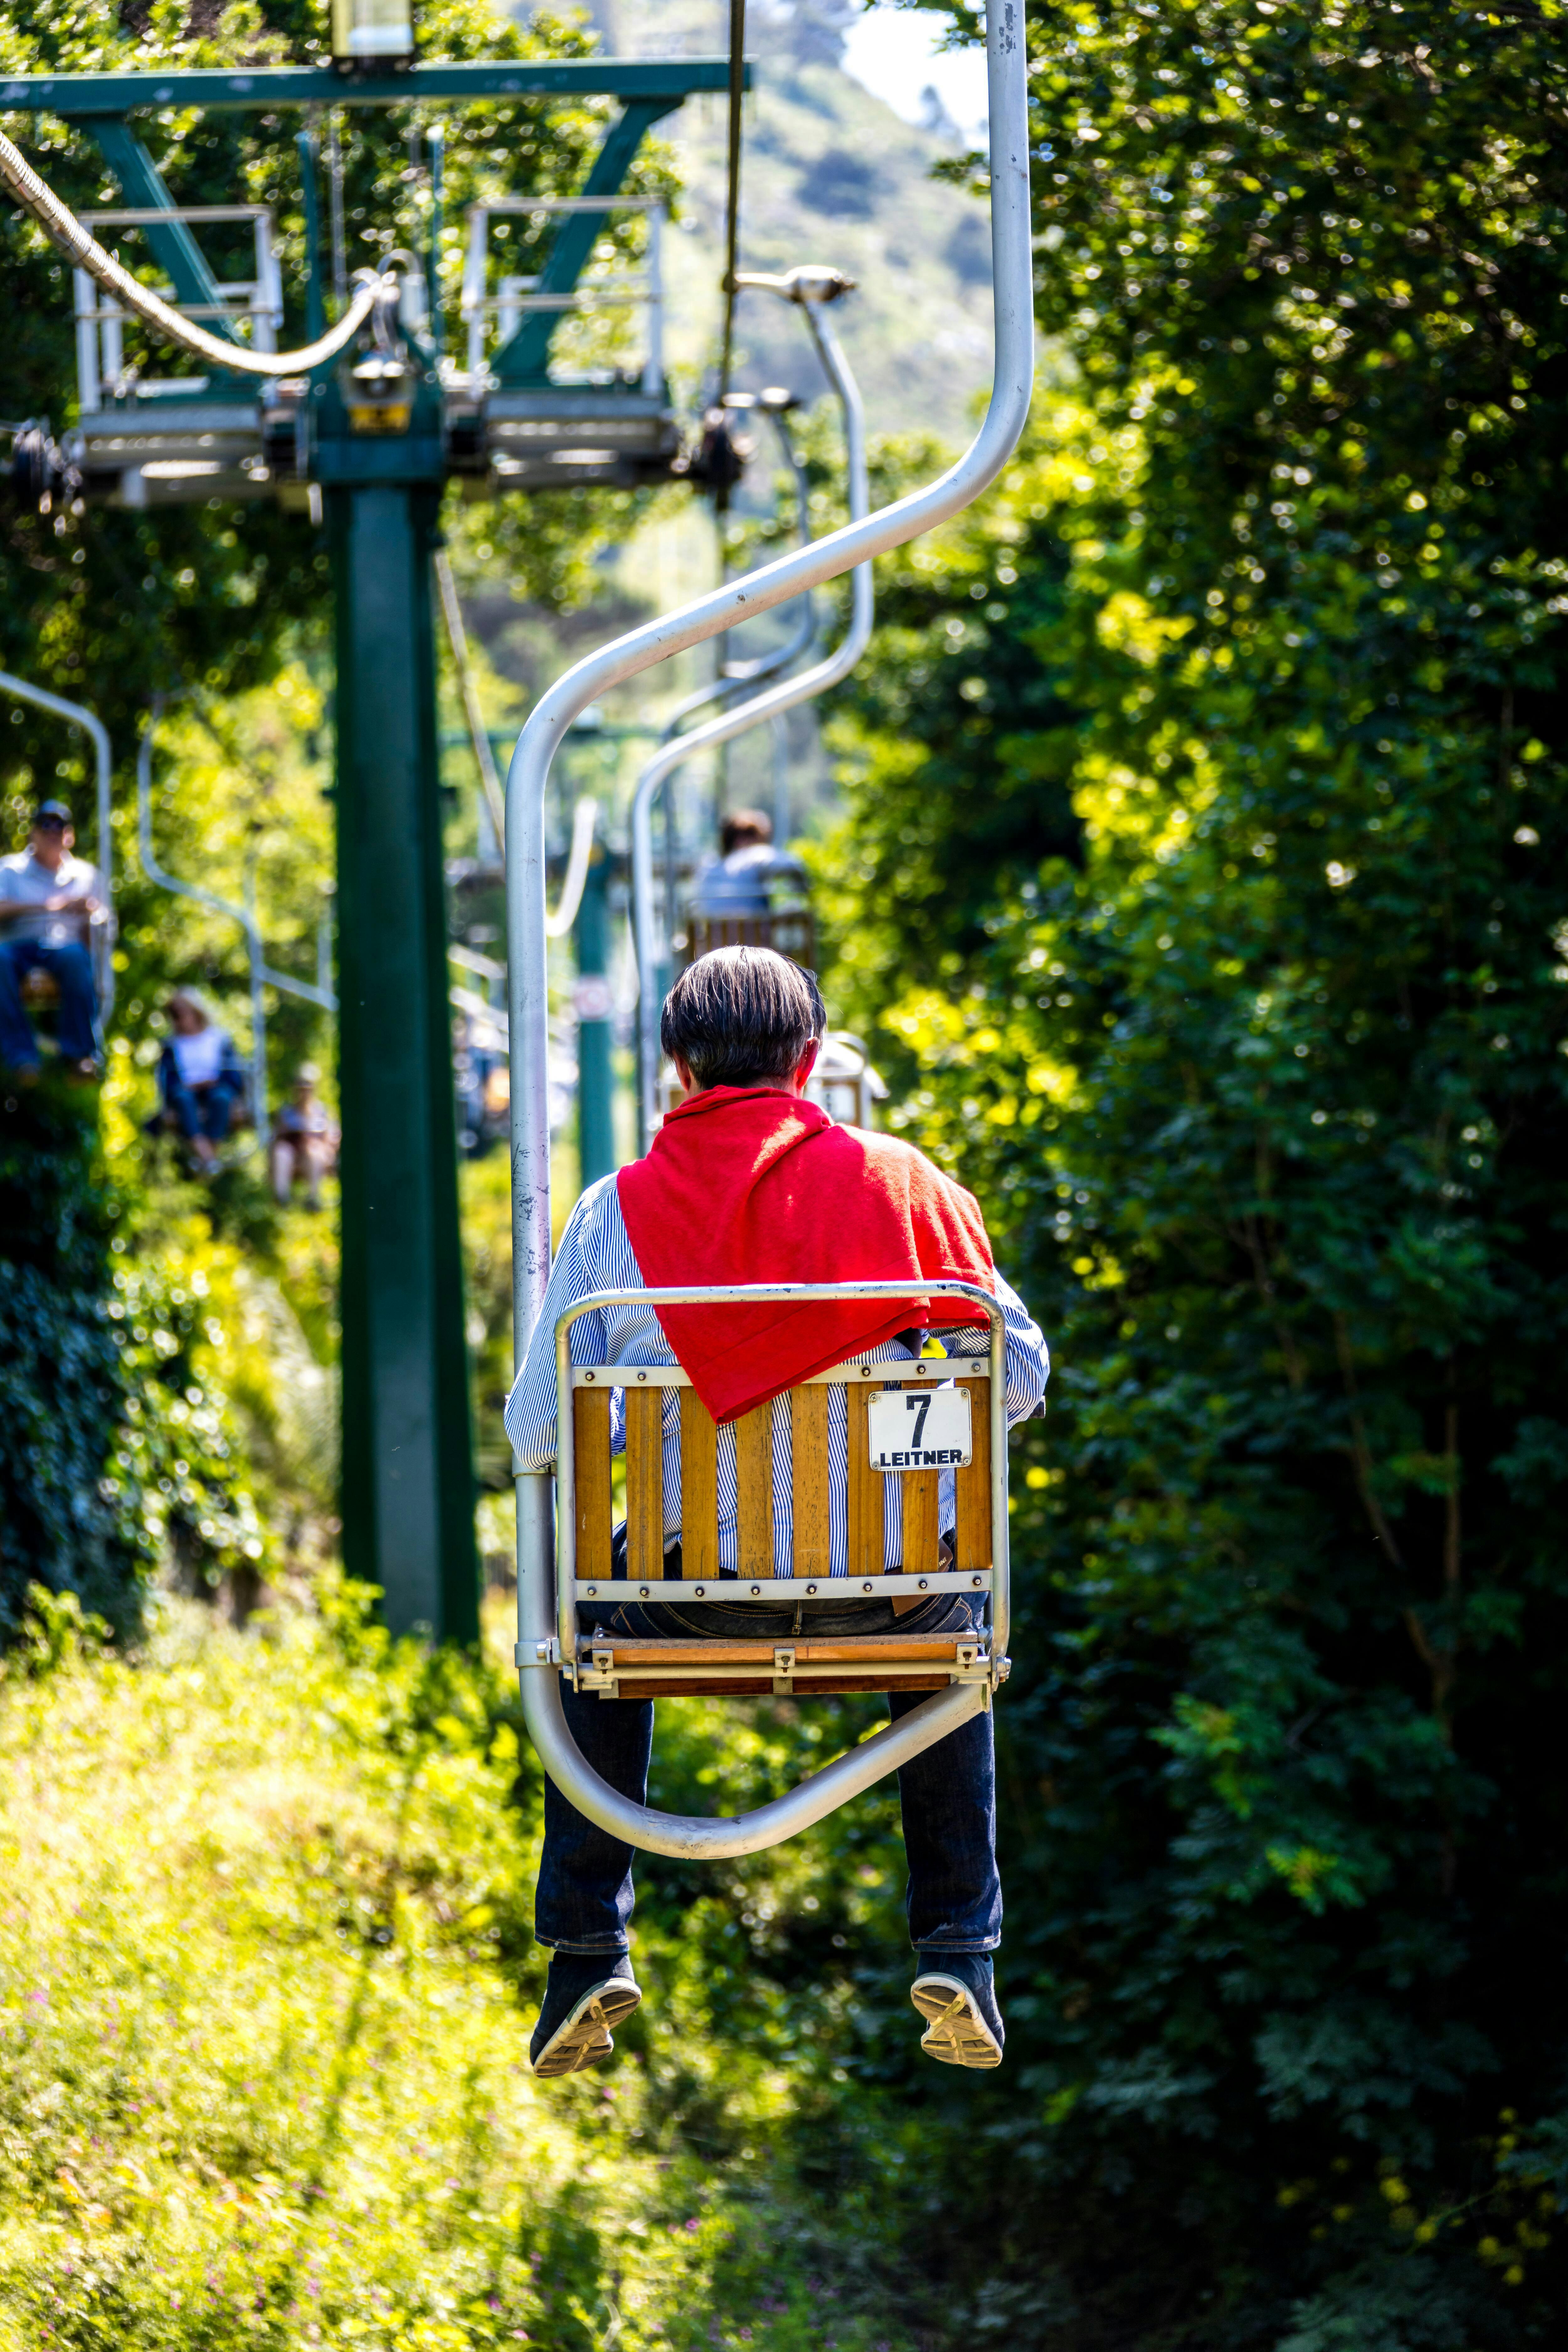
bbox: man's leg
[38,945,100,1064]
[0,941,42,1072]
[891,1655,1006,2069]
[889,1691,1001,1957]
[530,1677,652,2076]
[164,1075,201,1142]
[199,1082,240,1144]
[536,1676,653,1955]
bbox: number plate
[866,1385,972,1471]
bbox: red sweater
[616,1085,994,1424]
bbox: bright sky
[839,4,990,144]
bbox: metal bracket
[772,1644,795,1697]
[576,1643,621,1698]
[514,1635,561,1668]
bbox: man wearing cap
[0,800,106,1077]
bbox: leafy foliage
[801,0,1568,2340]
[0,1583,931,2352]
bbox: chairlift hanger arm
[0,670,116,1020]
[513,1,1030,1348]
[509,3,1032,1855]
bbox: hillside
[565,0,996,443]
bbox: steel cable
[717,0,746,402]
[0,124,393,377]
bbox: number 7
[907,1395,930,1449]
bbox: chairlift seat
[686,908,816,968]
[551,1283,1009,1706]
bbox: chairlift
[0,671,116,1020]
[504,6,1034,1861]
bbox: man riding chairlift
[507,946,1050,2079]
[0,798,107,1080]
[690,807,804,920]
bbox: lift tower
[0,48,741,1638]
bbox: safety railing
[73,206,283,410]
[460,196,665,393]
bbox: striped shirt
[505,1174,1050,1578]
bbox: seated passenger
[0,798,106,1079]
[152,990,246,1172]
[269,1062,338,1210]
[507,946,1049,2080]
[690,808,804,919]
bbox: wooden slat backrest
[568,1360,993,1581]
[573,1386,613,1581]
[845,1379,882,1577]
[953,1376,992,1570]
[734,1403,774,1577]
[624,1387,665,1581]
[678,1390,719,1580]
[790,1386,830,1576]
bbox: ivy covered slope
[816,0,1568,2342]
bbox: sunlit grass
[0,1592,919,2351]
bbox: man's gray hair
[660,946,826,1089]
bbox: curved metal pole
[632,294,870,1143]
[508,1,1032,1847]
[527,1671,986,1862]
[0,670,115,1019]
[658,407,818,747]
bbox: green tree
[810,0,1568,2340]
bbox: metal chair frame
[547,1279,1010,1705]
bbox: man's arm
[503,1181,616,1471]
[934,1269,1049,1427]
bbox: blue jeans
[163,1074,242,1144]
[536,1584,1001,1961]
[0,939,99,1067]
